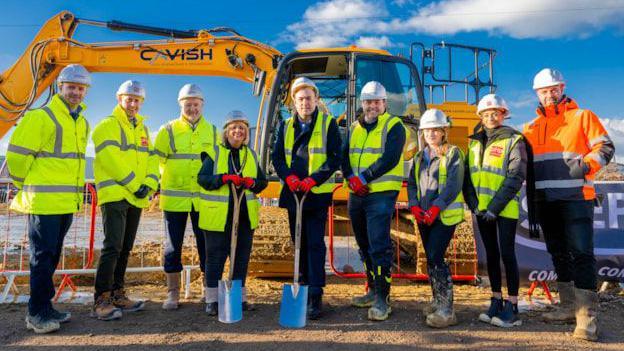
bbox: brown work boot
[162,273,180,310]
[572,288,599,342]
[91,292,122,321]
[543,281,575,323]
[112,288,145,312]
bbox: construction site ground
[1,276,623,351]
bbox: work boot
[352,263,376,308]
[46,306,71,323]
[423,265,440,315]
[308,293,323,320]
[112,288,145,312]
[25,312,60,334]
[205,287,218,315]
[162,273,180,310]
[91,292,122,321]
[543,281,575,323]
[368,266,392,321]
[242,287,256,311]
[205,302,218,316]
[478,297,503,323]
[491,300,521,328]
[426,266,457,328]
[572,288,599,342]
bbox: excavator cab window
[353,55,425,124]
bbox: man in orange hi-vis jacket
[523,68,615,342]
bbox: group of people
[6,64,614,342]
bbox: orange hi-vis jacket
[523,97,614,202]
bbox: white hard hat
[360,81,387,100]
[419,109,450,130]
[223,110,249,128]
[116,80,145,99]
[533,68,565,90]
[477,94,508,115]
[290,77,318,98]
[178,83,204,102]
[58,64,91,86]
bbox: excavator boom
[0,11,282,137]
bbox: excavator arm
[0,11,282,138]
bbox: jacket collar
[536,95,578,118]
[49,94,87,118]
[112,104,145,127]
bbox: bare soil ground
[1,276,623,351]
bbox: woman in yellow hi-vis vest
[463,94,527,328]
[408,109,465,329]
[197,111,267,316]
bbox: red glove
[424,205,441,226]
[299,177,316,193]
[285,174,301,192]
[222,174,243,187]
[241,177,255,189]
[348,176,369,196]
[410,206,426,223]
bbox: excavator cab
[258,50,426,174]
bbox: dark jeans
[538,200,597,290]
[204,215,254,289]
[94,200,142,297]
[27,214,73,316]
[163,207,205,273]
[417,220,455,269]
[287,208,328,296]
[348,191,398,273]
[476,216,520,296]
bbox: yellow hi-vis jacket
[348,112,405,193]
[7,94,89,214]
[282,110,335,194]
[92,105,159,208]
[468,135,523,219]
[198,144,260,231]
[413,146,465,225]
[154,116,218,212]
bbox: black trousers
[94,200,142,297]
[476,216,520,296]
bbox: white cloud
[601,118,624,163]
[280,0,624,48]
[355,35,394,49]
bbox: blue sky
[1,0,623,159]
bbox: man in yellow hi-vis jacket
[7,64,91,334]
[91,80,159,321]
[154,84,219,310]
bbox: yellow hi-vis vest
[348,112,405,193]
[154,116,218,212]
[468,135,523,219]
[198,144,260,232]
[283,111,336,194]
[92,105,159,208]
[7,94,88,214]
[414,145,465,226]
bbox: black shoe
[205,302,218,316]
[47,306,71,323]
[242,301,255,311]
[478,297,503,323]
[491,300,521,328]
[308,294,323,320]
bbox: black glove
[134,184,151,199]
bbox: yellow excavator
[0,11,497,276]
